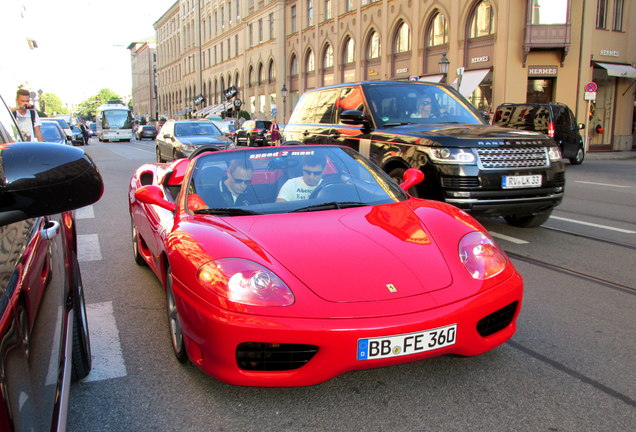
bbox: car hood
[379,124,548,146]
[179,136,229,146]
[225,203,453,303]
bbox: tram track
[541,225,636,250]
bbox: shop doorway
[526,78,554,103]
[589,67,615,150]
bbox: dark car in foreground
[0,95,104,431]
[492,102,585,165]
[235,120,272,146]
[284,81,566,227]
[155,120,233,162]
[136,125,158,140]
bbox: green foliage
[238,110,251,121]
[41,93,68,115]
[75,88,124,121]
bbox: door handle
[41,220,60,240]
[330,132,340,139]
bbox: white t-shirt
[277,177,321,201]
[14,109,42,142]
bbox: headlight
[547,146,562,162]
[424,147,476,164]
[197,259,294,306]
[458,232,507,280]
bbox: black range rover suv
[283,81,565,227]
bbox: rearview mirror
[0,142,103,226]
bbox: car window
[40,123,65,141]
[0,97,22,143]
[314,90,339,124]
[553,106,570,129]
[289,92,320,124]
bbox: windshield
[102,109,132,130]
[175,122,223,137]
[187,146,408,216]
[40,122,65,142]
[363,83,483,127]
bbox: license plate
[357,324,457,361]
[502,175,542,189]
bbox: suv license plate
[357,324,457,361]
[502,175,542,189]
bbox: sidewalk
[586,150,636,160]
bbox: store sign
[600,49,619,57]
[471,56,489,64]
[396,67,408,74]
[224,86,238,100]
[193,94,205,105]
[528,65,558,77]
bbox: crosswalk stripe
[82,301,128,382]
[77,234,102,262]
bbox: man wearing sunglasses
[209,160,255,207]
[276,154,326,202]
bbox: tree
[40,93,68,115]
[75,89,124,122]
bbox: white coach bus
[95,103,133,142]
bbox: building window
[228,2,232,23]
[306,49,315,72]
[269,13,274,40]
[248,66,254,87]
[613,0,624,31]
[235,35,239,57]
[258,63,264,86]
[307,0,314,27]
[343,37,355,64]
[394,21,411,53]
[324,43,334,67]
[249,24,253,46]
[291,5,297,32]
[469,1,494,38]
[236,0,240,19]
[290,54,298,76]
[367,31,380,59]
[227,39,231,58]
[325,0,332,20]
[530,0,568,24]
[268,60,276,82]
[596,0,608,29]
[427,12,448,46]
[221,6,225,28]
[258,19,263,43]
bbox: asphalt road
[68,138,635,431]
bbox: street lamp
[281,84,288,124]
[438,52,450,83]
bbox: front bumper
[172,271,523,386]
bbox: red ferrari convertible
[129,145,523,386]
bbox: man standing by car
[13,88,43,141]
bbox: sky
[1,0,176,106]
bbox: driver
[276,154,326,202]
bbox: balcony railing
[523,23,571,66]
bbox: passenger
[207,160,255,207]
[276,154,326,202]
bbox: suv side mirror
[340,110,372,130]
[0,143,103,225]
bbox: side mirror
[164,133,173,139]
[578,123,585,130]
[340,110,372,128]
[0,143,103,226]
[400,168,425,191]
[134,185,176,212]
[481,111,492,124]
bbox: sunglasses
[421,100,432,105]
[304,169,323,176]
[230,173,251,184]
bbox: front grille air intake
[476,301,518,337]
[236,342,318,371]
[476,147,549,169]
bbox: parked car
[89,122,97,136]
[283,81,566,228]
[71,125,85,145]
[155,119,234,162]
[235,120,272,146]
[40,119,69,145]
[212,120,237,142]
[136,125,158,140]
[129,144,522,386]
[48,117,74,142]
[0,94,104,431]
[492,102,585,165]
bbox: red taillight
[252,128,261,132]
[548,122,555,138]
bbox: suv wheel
[504,209,552,228]
[570,145,585,165]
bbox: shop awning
[452,69,491,97]
[596,62,636,78]
[417,74,445,83]
[195,105,215,117]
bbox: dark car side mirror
[0,143,104,226]
[340,110,372,127]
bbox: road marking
[74,205,95,219]
[489,231,529,244]
[550,216,636,234]
[77,234,102,262]
[82,301,128,382]
[575,180,630,188]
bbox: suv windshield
[363,83,482,127]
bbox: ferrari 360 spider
[128,145,523,386]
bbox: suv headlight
[423,147,476,164]
[547,146,562,162]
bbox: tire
[71,256,92,381]
[156,147,164,163]
[504,209,553,228]
[165,268,188,363]
[247,137,254,147]
[131,216,146,266]
[569,145,585,165]
[172,149,178,161]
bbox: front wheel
[166,269,188,363]
[156,147,164,163]
[504,209,552,228]
[131,216,146,266]
[569,145,585,165]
